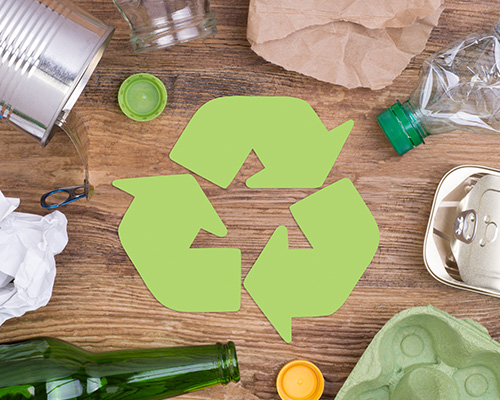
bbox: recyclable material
[118,74,168,121]
[247,0,444,89]
[39,112,94,209]
[0,337,239,399]
[0,0,114,146]
[424,165,500,298]
[0,0,113,207]
[378,17,500,154]
[336,305,500,399]
[113,0,217,53]
[277,360,324,400]
[0,190,68,326]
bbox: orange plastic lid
[277,360,324,400]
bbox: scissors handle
[41,184,89,209]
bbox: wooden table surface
[1,0,499,398]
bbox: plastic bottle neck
[401,100,429,139]
[377,100,429,155]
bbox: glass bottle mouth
[377,100,429,155]
[218,342,240,384]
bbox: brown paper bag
[248,0,444,89]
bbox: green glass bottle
[0,337,239,399]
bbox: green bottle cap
[118,73,167,121]
[377,100,427,155]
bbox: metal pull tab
[39,112,92,209]
[454,209,478,244]
[41,181,94,209]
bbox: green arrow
[113,174,241,312]
[244,179,379,342]
[169,96,353,189]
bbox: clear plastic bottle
[378,18,500,155]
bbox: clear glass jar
[113,0,217,53]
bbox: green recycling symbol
[113,97,379,342]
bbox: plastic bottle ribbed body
[407,17,500,136]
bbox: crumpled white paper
[0,190,68,325]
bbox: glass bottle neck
[86,341,241,395]
[217,342,240,384]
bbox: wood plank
[1,0,500,398]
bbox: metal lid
[451,175,500,290]
[424,165,500,299]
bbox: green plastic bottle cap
[377,101,426,156]
[118,73,167,121]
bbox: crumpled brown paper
[247,0,445,89]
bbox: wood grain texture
[1,0,500,398]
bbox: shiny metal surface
[452,175,500,290]
[0,0,114,146]
[424,165,500,298]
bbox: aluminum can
[0,0,114,145]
